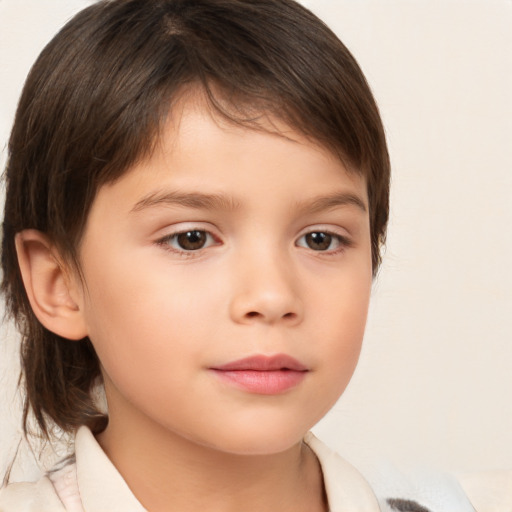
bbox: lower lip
[212,369,307,395]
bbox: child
[0,0,498,510]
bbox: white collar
[304,432,380,511]
[75,427,379,512]
[75,427,146,512]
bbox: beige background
[1,0,511,482]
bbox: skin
[19,98,373,512]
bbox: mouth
[210,354,309,395]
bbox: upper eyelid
[152,221,222,245]
[153,222,352,241]
[297,224,352,238]
[158,228,220,243]
[154,222,220,237]
[296,231,352,244]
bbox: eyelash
[155,228,353,256]
[296,231,353,254]
[156,229,220,257]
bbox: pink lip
[210,355,309,395]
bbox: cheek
[79,253,219,387]
[309,264,371,385]
[305,300,368,423]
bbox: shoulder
[0,476,66,512]
[0,458,83,512]
[305,433,508,512]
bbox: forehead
[90,97,368,222]
[156,96,364,186]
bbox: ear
[15,229,88,340]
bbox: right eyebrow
[130,191,241,213]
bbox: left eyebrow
[296,192,368,215]
[130,191,241,213]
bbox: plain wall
[1,0,511,480]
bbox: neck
[97,409,327,512]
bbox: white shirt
[0,427,510,511]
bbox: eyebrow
[130,190,367,214]
[130,191,241,213]
[297,192,367,215]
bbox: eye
[159,230,216,252]
[296,231,350,252]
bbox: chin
[196,417,313,456]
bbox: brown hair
[1,0,390,441]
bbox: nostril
[245,311,295,319]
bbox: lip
[210,354,309,395]
[213,354,308,372]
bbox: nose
[229,250,303,326]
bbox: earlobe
[15,229,88,340]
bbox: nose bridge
[229,241,303,325]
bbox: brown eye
[175,230,208,250]
[158,229,217,254]
[296,231,350,252]
[304,232,332,251]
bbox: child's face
[74,99,372,454]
